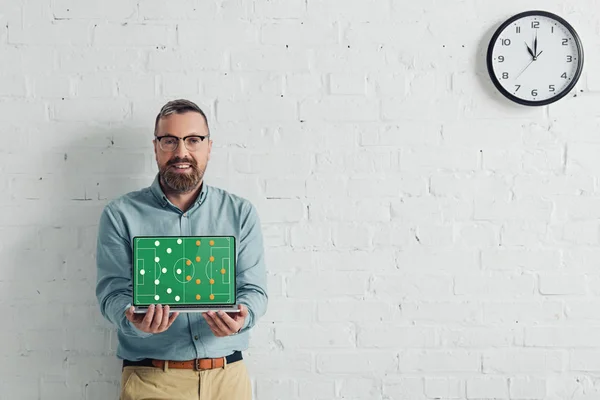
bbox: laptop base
[133,305,240,313]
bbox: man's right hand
[125,304,179,334]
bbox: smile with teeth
[173,164,191,169]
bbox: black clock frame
[486,10,584,106]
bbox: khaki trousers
[120,360,252,400]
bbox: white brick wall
[1,0,599,399]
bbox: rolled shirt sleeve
[235,203,268,332]
[95,204,153,338]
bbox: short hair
[154,99,209,136]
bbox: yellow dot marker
[209,240,214,246]
[196,256,201,262]
[186,275,191,281]
[210,294,215,300]
[196,294,201,300]
[209,279,215,285]
[209,256,215,262]
[196,240,201,246]
[196,279,201,284]
[221,268,226,275]
[186,260,191,266]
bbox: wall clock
[486,10,584,106]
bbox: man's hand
[125,304,179,334]
[202,304,248,337]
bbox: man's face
[153,112,212,194]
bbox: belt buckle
[195,358,201,371]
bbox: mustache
[167,157,197,167]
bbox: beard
[159,157,206,194]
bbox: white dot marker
[155,279,160,285]
[177,239,182,244]
[154,295,160,301]
[176,269,182,274]
[167,248,172,254]
[175,296,180,301]
[162,268,167,273]
[167,288,172,294]
[140,269,145,275]
[155,257,160,262]
[155,241,160,246]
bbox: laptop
[132,235,239,313]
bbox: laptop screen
[132,236,236,307]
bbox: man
[95,99,268,400]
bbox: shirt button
[194,335,199,340]
[183,213,187,217]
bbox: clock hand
[535,50,543,59]
[534,30,538,59]
[525,42,535,59]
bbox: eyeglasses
[155,135,210,152]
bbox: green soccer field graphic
[133,236,236,306]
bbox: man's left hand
[203,304,248,337]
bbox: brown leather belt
[123,350,242,371]
[153,357,224,370]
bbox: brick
[300,96,379,122]
[330,223,372,249]
[161,72,200,97]
[398,350,481,373]
[289,223,331,248]
[53,0,137,19]
[466,377,508,399]
[484,301,563,325]
[51,99,130,122]
[94,23,176,47]
[525,327,600,348]
[339,378,379,399]
[256,199,305,223]
[483,349,565,373]
[179,21,257,47]
[265,178,306,198]
[231,47,310,72]
[58,48,146,72]
[285,72,324,96]
[317,299,398,323]
[360,123,441,146]
[308,201,390,222]
[0,74,27,96]
[254,0,305,18]
[482,249,560,271]
[425,378,463,400]
[329,73,366,95]
[287,271,369,298]
[509,377,547,399]
[218,98,296,122]
[539,273,587,295]
[401,302,482,324]
[357,325,435,348]
[383,377,426,400]
[255,379,298,399]
[441,327,520,348]
[139,0,217,20]
[261,22,337,46]
[454,273,535,298]
[9,20,91,45]
[276,323,354,348]
[308,0,391,22]
[316,352,396,374]
[372,274,454,300]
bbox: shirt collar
[150,173,208,209]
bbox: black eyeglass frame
[155,134,210,151]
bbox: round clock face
[487,10,584,106]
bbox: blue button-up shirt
[95,174,268,361]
